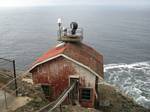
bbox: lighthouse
[29,20,103,108]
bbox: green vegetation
[14,97,49,112]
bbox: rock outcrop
[98,81,149,112]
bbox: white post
[57,18,62,40]
[4,90,8,109]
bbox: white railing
[0,71,29,110]
[58,28,83,40]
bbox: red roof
[32,45,66,66]
[30,42,103,77]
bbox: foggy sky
[0,0,150,7]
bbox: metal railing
[0,71,29,111]
[0,57,30,110]
[0,58,18,96]
[58,28,83,41]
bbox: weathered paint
[69,60,97,107]
[31,56,97,107]
[63,43,103,77]
[32,56,76,100]
[72,62,96,88]
[30,43,103,78]
[30,42,104,108]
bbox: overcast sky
[0,0,150,7]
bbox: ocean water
[105,62,150,108]
[0,6,150,108]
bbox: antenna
[57,18,62,27]
[57,18,62,39]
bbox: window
[41,85,52,97]
[80,88,92,100]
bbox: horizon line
[0,3,150,8]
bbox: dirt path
[0,90,31,112]
[0,83,3,88]
[7,97,31,112]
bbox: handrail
[37,82,76,112]
[0,71,14,78]
[48,82,76,112]
[58,27,83,39]
[0,70,30,110]
[0,70,29,90]
[0,58,13,62]
[36,101,56,112]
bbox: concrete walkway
[0,90,15,112]
[0,90,31,112]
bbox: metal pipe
[59,26,61,40]
[4,90,8,109]
[13,60,18,96]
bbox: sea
[0,5,150,109]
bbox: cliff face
[98,82,149,112]
[1,70,149,112]
[14,79,149,112]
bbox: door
[69,75,79,104]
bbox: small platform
[58,35,83,42]
[57,27,83,42]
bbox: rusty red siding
[32,56,76,101]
